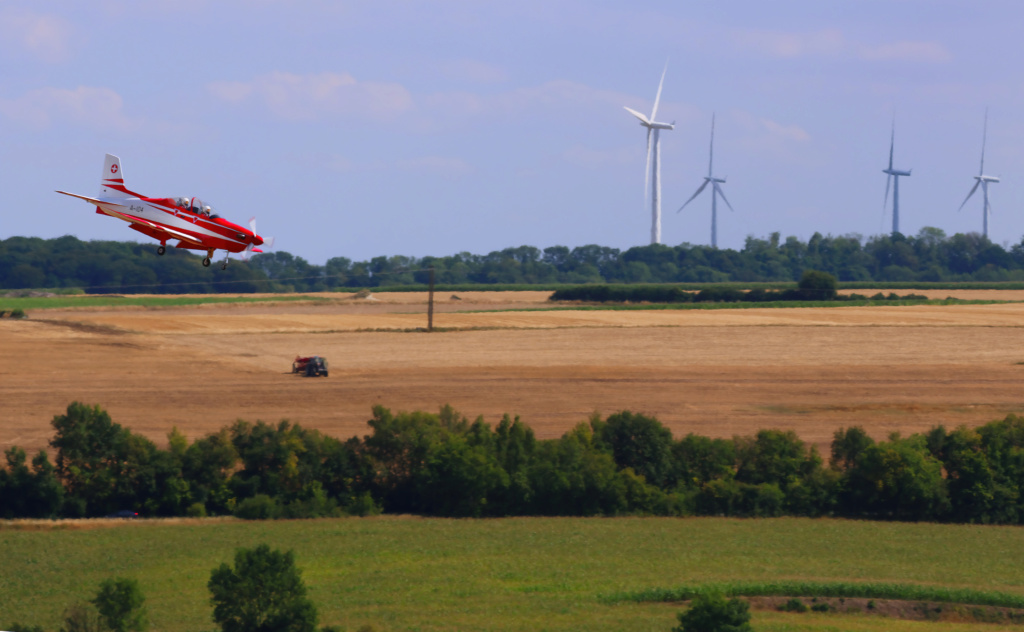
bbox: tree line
[4,228,1024,293]
[3,402,1024,524]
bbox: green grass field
[2,517,1023,631]
[0,294,344,311]
[7,293,1009,315]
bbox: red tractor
[292,355,329,377]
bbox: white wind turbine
[677,113,733,248]
[882,119,912,235]
[958,109,1000,238]
[624,64,674,245]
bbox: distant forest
[2,227,1024,293]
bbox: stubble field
[3,289,1024,453]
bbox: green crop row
[603,580,1024,609]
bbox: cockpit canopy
[175,196,219,219]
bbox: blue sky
[3,0,1023,264]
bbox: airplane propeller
[240,217,274,261]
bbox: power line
[27,267,437,293]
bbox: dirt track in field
[2,290,1024,454]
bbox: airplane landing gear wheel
[157,245,166,256]
[221,262,228,270]
[202,257,211,267]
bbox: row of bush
[549,270,929,303]
[3,402,1024,524]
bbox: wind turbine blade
[623,106,651,125]
[888,120,895,170]
[958,180,981,212]
[677,180,710,212]
[708,113,716,177]
[713,182,734,212]
[883,174,892,213]
[980,107,988,175]
[644,127,652,201]
[651,62,667,120]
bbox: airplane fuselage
[92,195,258,254]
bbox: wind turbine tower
[624,64,674,245]
[882,120,912,235]
[678,113,733,248]
[958,109,1000,238]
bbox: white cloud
[858,41,952,63]
[730,26,950,63]
[207,71,414,121]
[0,8,75,63]
[729,110,811,162]
[424,80,635,116]
[493,80,634,112]
[442,59,508,84]
[733,28,845,59]
[0,86,138,131]
[211,70,675,134]
[761,118,811,143]
[423,79,686,124]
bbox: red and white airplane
[57,154,271,269]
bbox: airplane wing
[55,190,110,206]
[113,211,205,247]
[57,189,205,247]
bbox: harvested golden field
[2,290,1024,454]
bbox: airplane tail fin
[100,154,130,197]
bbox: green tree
[671,434,736,489]
[797,269,838,300]
[209,544,318,632]
[842,435,950,520]
[735,429,820,492]
[525,423,631,515]
[673,592,752,632]
[0,447,64,518]
[595,411,674,487]
[831,426,875,471]
[416,435,508,516]
[182,428,238,514]
[49,402,157,516]
[91,577,147,632]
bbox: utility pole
[427,267,435,332]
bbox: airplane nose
[253,235,264,246]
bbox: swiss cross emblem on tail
[102,154,124,187]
